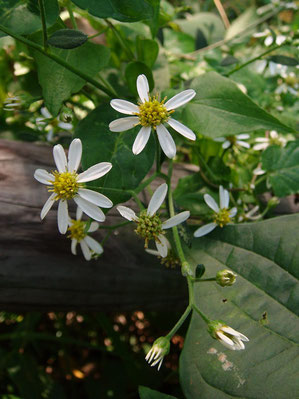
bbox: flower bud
[145,337,170,370]
[267,196,280,208]
[216,269,236,287]
[207,320,249,350]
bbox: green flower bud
[267,196,280,208]
[216,269,236,287]
[145,336,170,370]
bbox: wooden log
[0,139,191,311]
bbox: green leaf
[267,55,299,66]
[225,7,257,40]
[136,37,159,68]
[0,0,59,37]
[181,71,294,138]
[74,104,155,205]
[30,32,110,116]
[139,386,178,399]
[146,0,160,38]
[163,29,195,54]
[180,214,299,398]
[220,55,239,66]
[125,61,154,97]
[48,29,88,49]
[262,141,299,197]
[70,0,154,22]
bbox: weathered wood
[0,139,191,311]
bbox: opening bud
[145,336,170,371]
[216,269,237,287]
[207,320,249,351]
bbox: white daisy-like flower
[275,71,298,96]
[208,320,249,351]
[253,130,287,151]
[145,336,170,371]
[214,134,250,149]
[117,183,190,257]
[194,186,237,238]
[253,29,287,47]
[109,74,196,159]
[34,138,113,234]
[68,207,103,261]
[36,107,73,142]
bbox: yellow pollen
[135,210,164,248]
[137,96,174,128]
[67,219,86,242]
[213,208,231,228]
[48,170,81,200]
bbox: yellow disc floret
[48,171,80,200]
[68,219,86,242]
[213,208,231,228]
[135,210,164,247]
[137,96,173,128]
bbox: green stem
[97,221,131,230]
[38,0,48,50]
[192,303,210,324]
[134,172,158,194]
[128,190,145,210]
[66,1,78,29]
[168,161,193,276]
[105,19,135,60]
[165,305,192,339]
[226,43,284,76]
[0,24,116,98]
[192,277,216,283]
[88,28,109,40]
[197,151,218,182]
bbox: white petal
[147,183,168,217]
[71,239,77,255]
[216,332,234,347]
[117,206,137,221]
[219,186,229,209]
[270,130,278,138]
[53,144,67,173]
[41,107,52,118]
[165,89,196,110]
[222,140,231,149]
[109,117,139,132]
[34,169,54,185]
[155,234,168,258]
[137,74,149,103]
[110,99,139,115]
[233,339,245,350]
[236,134,250,140]
[77,162,112,183]
[204,194,219,212]
[229,207,237,217]
[74,196,105,222]
[264,36,273,46]
[68,138,82,172]
[78,188,113,208]
[84,236,103,255]
[214,137,225,142]
[156,124,176,159]
[132,126,151,155]
[221,327,249,342]
[276,35,286,45]
[157,358,163,371]
[80,240,91,261]
[40,193,56,219]
[145,248,160,256]
[58,121,72,130]
[162,211,190,229]
[76,206,83,220]
[88,222,99,232]
[167,118,196,140]
[253,143,268,151]
[193,223,216,238]
[255,137,269,143]
[57,200,69,234]
[237,140,250,148]
[145,348,154,362]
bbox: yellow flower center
[213,208,231,228]
[48,171,81,200]
[137,96,173,128]
[67,219,86,242]
[135,210,164,247]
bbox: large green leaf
[30,32,110,116]
[139,386,178,399]
[0,0,59,37]
[262,141,299,197]
[180,214,299,398]
[70,0,154,22]
[181,72,294,138]
[74,104,155,205]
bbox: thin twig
[213,0,230,29]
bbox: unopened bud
[268,196,280,208]
[145,336,170,370]
[61,106,73,123]
[216,269,236,287]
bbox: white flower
[253,29,287,47]
[194,186,237,238]
[275,71,298,96]
[208,321,249,351]
[3,95,22,111]
[35,107,73,142]
[145,337,170,371]
[109,74,196,159]
[68,207,103,261]
[214,134,250,149]
[117,183,190,257]
[253,130,287,151]
[34,138,113,234]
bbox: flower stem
[192,303,211,324]
[226,43,285,76]
[66,1,78,29]
[192,277,216,283]
[38,0,48,50]
[104,19,135,60]
[0,24,117,98]
[165,306,192,340]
